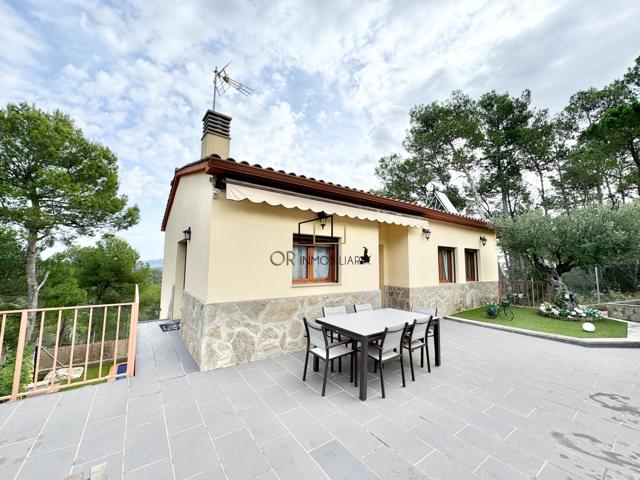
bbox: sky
[1,0,639,261]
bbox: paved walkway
[1,320,640,480]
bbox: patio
[1,320,640,480]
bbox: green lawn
[64,358,127,390]
[453,306,628,338]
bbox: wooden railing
[0,286,139,402]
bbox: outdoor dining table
[316,308,441,401]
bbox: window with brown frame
[465,249,478,282]
[292,234,338,284]
[438,247,455,283]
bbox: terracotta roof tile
[161,155,489,230]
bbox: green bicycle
[486,299,515,321]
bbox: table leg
[313,356,319,372]
[359,336,368,401]
[434,320,441,366]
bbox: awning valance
[225,180,429,229]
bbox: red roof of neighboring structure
[160,155,491,231]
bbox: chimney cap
[202,109,232,140]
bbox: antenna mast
[212,62,253,111]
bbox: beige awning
[225,180,429,229]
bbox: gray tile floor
[1,319,640,480]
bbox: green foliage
[0,344,34,398]
[0,227,26,305]
[374,154,467,210]
[39,252,87,307]
[376,89,540,217]
[0,103,139,325]
[69,236,159,320]
[0,103,139,241]
[492,202,640,279]
[375,55,640,220]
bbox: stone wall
[181,289,381,371]
[383,286,410,310]
[593,300,640,323]
[383,281,498,316]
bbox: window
[465,249,478,282]
[438,247,455,283]
[292,235,338,284]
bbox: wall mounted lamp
[318,211,328,229]
[183,227,192,242]
[423,228,431,241]
[480,235,487,246]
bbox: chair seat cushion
[311,345,353,360]
[367,349,400,362]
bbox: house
[160,109,499,371]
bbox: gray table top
[316,308,433,337]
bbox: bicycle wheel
[505,309,514,321]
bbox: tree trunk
[461,166,484,217]
[25,230,39,339]
[535,167,548,215]
[25,230,48,340]
[501,191,510,216]
[629,142,640,196]
[533,255,570,302]
[547,268,570,302]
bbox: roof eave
[161,155,492,232]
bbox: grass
[64,358,128,390]
[452,306,628,338]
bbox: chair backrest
[410,316,431,342]
[303,317,327,349]
[354,303,373,312]
[323,305,347,316]
[412,305,437,317]
[381,322,408,353]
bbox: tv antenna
[212,62,253,111]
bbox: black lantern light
[318,211,328,229]
[423,228,431,241]
[183,227,192,241]
[480,235,487,246]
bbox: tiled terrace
[1,320,640,480]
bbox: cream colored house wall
[207,191,380,303]
[161,173,499,316]
[407,219,498,287]
[378,223,410,288]
[160,174,213,318]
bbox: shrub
[0,344,34,398]
[486,301,498,318]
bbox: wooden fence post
[126,285,139,378]
[11,311,29,401]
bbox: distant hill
[145,259,163,268]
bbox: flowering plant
[538,302,602,321]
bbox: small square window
[292,234,338,284]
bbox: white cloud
[1,0,638,259]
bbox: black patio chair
[302,317,355,396]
